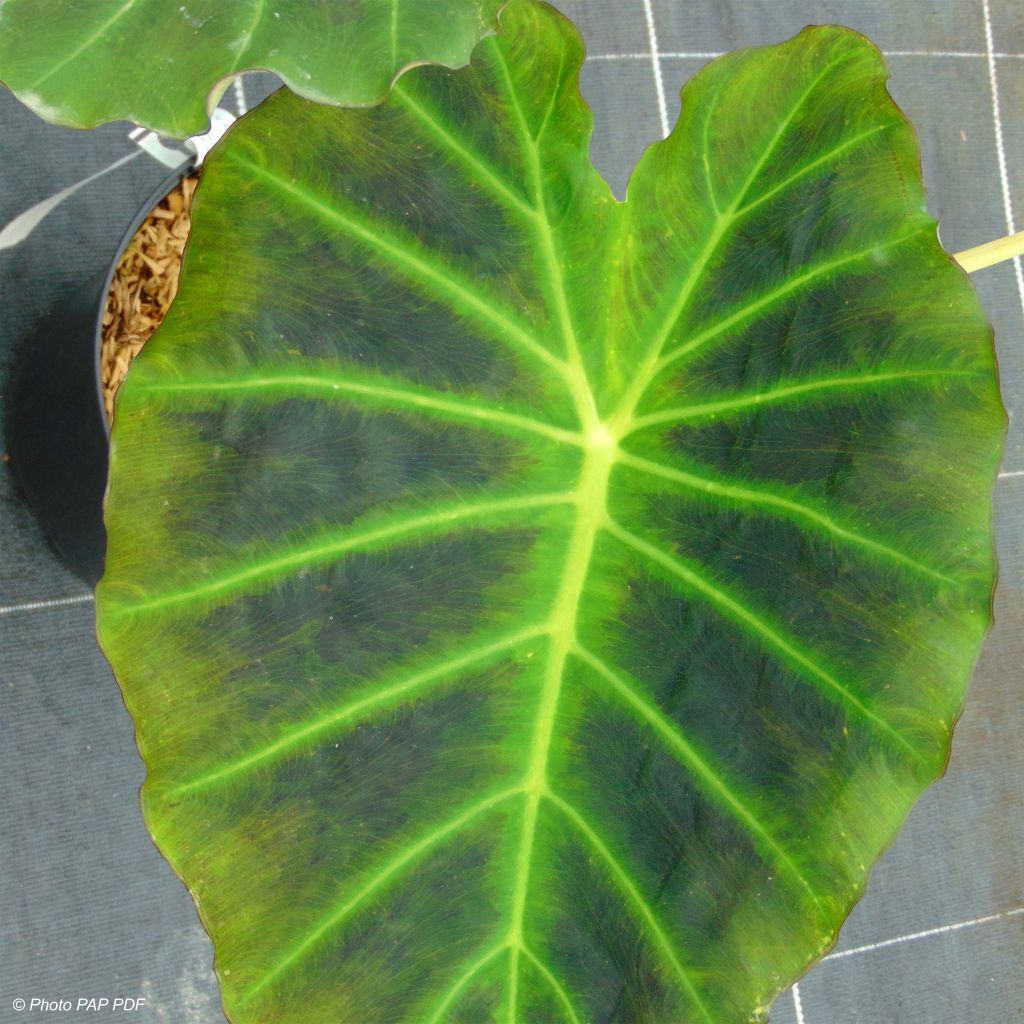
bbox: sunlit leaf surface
[0,0,501,136]
[97,3,1004,1021]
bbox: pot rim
[93,157,195,436]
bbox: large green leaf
[0,0,501,136]
[97,3,1004,1021]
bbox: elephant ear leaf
[0,0,502,136]
[97,2,1004,1022]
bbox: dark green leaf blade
[96,3,1004,1022]
[0,0,502,136]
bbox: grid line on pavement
[983,0,1024,320]
[587,50,1024,61]
[826,906,1024,962]
[640,0,670,138]
[791,983,807,1024]
[0,592,94,616]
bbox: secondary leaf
[97,3,1004,1022]
[0,0,501,136]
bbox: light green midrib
[488,39,614,1023]
[505,442,613,1022]
[429,786,713,1021]
[424,939,583,1024]
[210,441,699,1016]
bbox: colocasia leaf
[97,2,1004,1021]
[0,0,501,136]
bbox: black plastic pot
[4,159,193,586]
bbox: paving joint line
[640,0,670,138]
[791,982,807,1024]
[982,0,1024,320]
[0,593,95,616]
[586,50,1024,61]
[824,905,1024,962]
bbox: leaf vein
[618,450,954,584]
[572,644,822,909]
[135,369,583,447]
[603,518,919,757]
[545,791,713,1024]
[230,155,572,386]
[521,945,584,1024]
[110,493,573,618]
[735,122,895,219]
[612,54,851,424]
[230,0,265,71]
[425,944,510,1024]
[625,369,982,431]
[392,82,535,220]
[654,231,923,377]
[168,627,547,796]
[488,38,595,423]
[29,0,139,89]
[240,789,523,1004]
[700,85,723,216]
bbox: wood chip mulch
[100,174,198,423]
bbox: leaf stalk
[954,228,1024,273]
